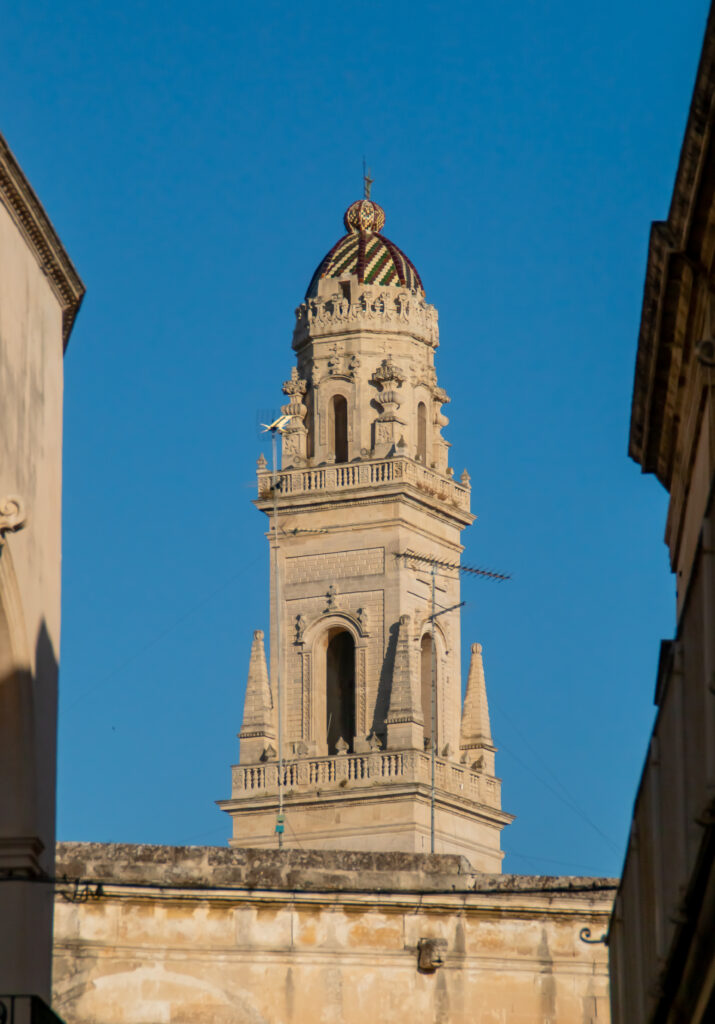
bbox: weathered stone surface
[53,843,615,1024]
[223,200,511,866]
[0,130,83,1004]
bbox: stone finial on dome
[344,199,386,234]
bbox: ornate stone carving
[335,737,349,756]
[294,614,305,644]
[281,366,309,467]
[0,496,26,539]
[356,607,369,634]
[371,356,406,389]
[327,342,343,375]
[325,584,337,612]
[371,357,407,457]
[293,287,439,348]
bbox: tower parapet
[219,196,512,868]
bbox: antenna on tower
[397,549,511,853]
[260,413,294,848]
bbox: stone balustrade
[231,749,501,810]
[257,456,470,512]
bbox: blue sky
[2,0,708,876]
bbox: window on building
[326,629,355,754]
[417,402,428,464]
[330,394,349,464]
[421,633,436,748]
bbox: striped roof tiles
[306,198,424,298]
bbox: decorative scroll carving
[281,367,309,467]
[327,342,343,375]
[356,607,369,635]
[371,356,406,389]
[371,357,407,457]
[293,288,439,348]
[0,496,26,543]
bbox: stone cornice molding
[629,7,715,484]
[0,133,85,349]
[293,285,439,349]
[256,488,474,530]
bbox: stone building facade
[0,130,84,1017]
[52,843,614,1024]
[608,4,715,1020]
[219,196,511,868]
[51,191,616,1023]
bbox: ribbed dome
[306,198,424,298]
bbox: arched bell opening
[329,394,349,464]
[417,401,428,464]
[326,628,355,754]
[420,632,437,749]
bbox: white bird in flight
[260,414,292,433]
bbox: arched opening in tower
[417,402,428,464]
[420,633,436,749]
[330,394,349,464]
[326,628,355,754]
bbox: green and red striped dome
[306,199,424,298]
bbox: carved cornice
[293,286,439,349]
[0,133,85,349]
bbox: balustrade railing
[257,456,470,512]
[231,749,499,808]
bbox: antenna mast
[398,550,510,853]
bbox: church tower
[219,195,513,869]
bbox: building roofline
[0,132,85,350]
[629,4,715,484]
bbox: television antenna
[260,413,294,847]
[396,550,511,853]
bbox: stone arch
[415,619,447,751]
[417,401,428,464]
[303,614,367,755]
[329,394,349,463]
[413,385,433,464]
[318,381,355,462]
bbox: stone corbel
[0,496,26,544]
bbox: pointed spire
[239,630,275,763]
[461,643,492,747]
[386,615,424,750]
[460,643,496,775]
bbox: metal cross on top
[363,163,374,199]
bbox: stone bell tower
[219,195,513,869]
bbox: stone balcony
[257,456,471,514]
[231,748,501,811]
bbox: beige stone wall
[0,133,83,1001]
[53,843,613,1024]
